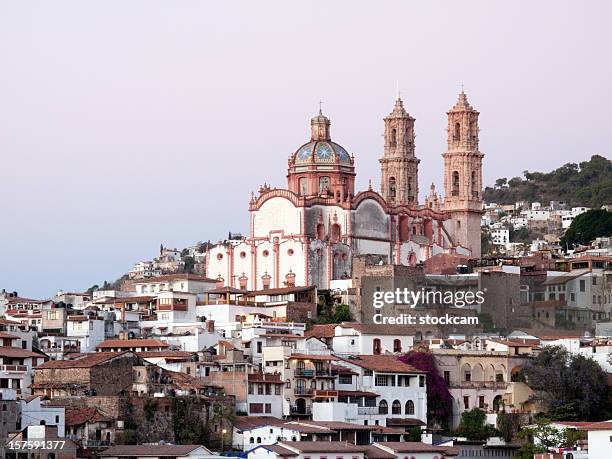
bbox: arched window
[392,400,401,415]
[316,223,325,240]
[373,338,381,355]
[471,171,478,198]
[407,177,413,199]
[454,122,461,140]
[319,176,330,194]
[452,171,460,196]
[406,400,415,415]
[256,437,261,444]
[391,128,397,146]
[393,339,402,353]
[330,224,341,243]
[405,127,411,145]
[389,177,397,201]
[299,177,308,196]
[378,400,388,415]
[249,437,255,444]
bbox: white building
[490,228,509,246]
[328,354,427,426]
[330,323,414,356]
[581,421,612,459]
[19,396,65,437]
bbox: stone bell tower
[442,90,484,257]
[379,96,419,205]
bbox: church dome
[293,140,352,165]
[291,109,353,166]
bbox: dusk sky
[1,1,610,298]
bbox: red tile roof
[233,416,289,431]
[580,421,612,431]
[338,355,424,374]
[374,442,458,455]
[97,338,169,349]
[65,407,112,426]
[0,347,45,359]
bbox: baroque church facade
[207,91,484,290]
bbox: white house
[322,354,427,426]
[19,396,65,437]
[331,323,414,356]
[581,421,612,459]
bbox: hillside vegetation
[483,154,612,207]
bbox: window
[393,339,402,353]
[464,371,471,382]
[390,128,397,146]
[444,371,450,385]
[406,400,415,415]
[299,177,308,196]
[265,404,271,414]
[452,171,460,196]
[378,400,388,415]
[389,177,397,201]
[463,396,469,409]
[375,375,388,386]
[373,338,381,355]
[392,400,401,415]
[580,280,586,292]
[250,403,263,413]
[454,122,461,140]
[319,177,330,194]
[419,375,425,387]
[479,396,485,409]
[339,375,352,385]
[257,437,261,444]
[275,385,281,395]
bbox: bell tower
[442,90,484,256]
[379,96,419,205]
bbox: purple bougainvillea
[399,351,453,429]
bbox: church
[206,91,484,290]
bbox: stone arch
[461,363,471,381]
[472,363,484,382]
[485,363,496,382]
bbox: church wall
[307,239,329,289]
[278,239,306,288]
[207,245,229,284]
[255,240,275,289]
[232,241,252,288]
[353,239,390,261]
[304,205,349,239]
[252,197,301,238]
[352,199,389,239]
[331,243,352,280]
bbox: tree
[560,209,612,249]
[455,408,497,441]
[399,352,453,430]
[495,178,508,188]
[518,417,584,451]
[523,345,611,421]
[183,256,195,274]
[332,304,352,322]
[405,426,422,442]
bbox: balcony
[357,406,379,415]
[0,365,27,373]
[455,381,507,390]
[289,405,312,415]
[294,388,314,396]
[294,369,315,377]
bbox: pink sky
[0,1,610,297]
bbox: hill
[483,154,612,207]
